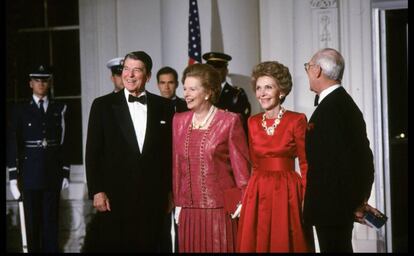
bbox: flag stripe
[188,0,202,65]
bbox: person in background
[303,48,375,252]
[203,52,251,132]
[172,63,250,252]
[156,66,188,113]
[156,66,187,252]
[7,65,70,252]
[237,61,314,252]
[106,57,124,93]
[85,51,174,252]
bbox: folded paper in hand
[363,204,388,230]
[223,187,241,215]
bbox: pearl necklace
[261,107,286,136]
[192,105,216,129]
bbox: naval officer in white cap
[106,57,124,93]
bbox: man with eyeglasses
[303,48,375,253]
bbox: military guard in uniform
[203,52,251,132]
[106,57,124,93]
[7,65,70,252]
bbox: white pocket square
[160,120,166,124]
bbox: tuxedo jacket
[172,96,188,113]
[85,89,174,252]
[303,86,374,226]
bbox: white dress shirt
[318,84,341,105]
[33,94,49,112]
[124,89,147,152]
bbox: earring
[205,96,209,100]
[279,95,285,100]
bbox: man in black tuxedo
[303,48,375,252]
[85,51,174,252]
[155,66,185,252]
[156,66,188,113]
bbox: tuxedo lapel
[112,91,141,155]
[141,92,157,156]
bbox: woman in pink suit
[237,61,314,252]
[172,64,250,253]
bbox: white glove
[231,203,242,219]
[61,178,69,190]
[174,206,182,225]
[10,179,21,200]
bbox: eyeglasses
[304,63,316,72]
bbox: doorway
[372,3,407,253]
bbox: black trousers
[23,189,60,252]
[315,222,354,253]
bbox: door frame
[371,0,407,252]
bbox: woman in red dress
[237,61,315,252]
[173,64,250,252]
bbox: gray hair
[312,48,345,82]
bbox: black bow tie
[314,94,320,106]
[128,94,147,105]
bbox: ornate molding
[310,0,337,9]
[311,6,339,50]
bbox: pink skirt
[178,207,238,252]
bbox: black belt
[24,139,59,148]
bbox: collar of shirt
[318,84,341,105]
[221,79,229,90]
[32,94,49,111]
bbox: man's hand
[354,203,368,225]
[61,178,69,190]
[93,192,111,212]
[10,180,21,200]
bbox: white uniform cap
[106,57,124,69]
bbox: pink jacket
[173,109,251,208]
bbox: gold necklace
[192,105,216,129]
[261,107,285,136]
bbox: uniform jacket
[85,89,174,251]
[172,96,188,113]
[303,86,374,226]
[217,82,251,132]
[172,109,250,208]
[7,97,69,190]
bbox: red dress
[237,110,315,252]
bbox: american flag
[188,0,202,65]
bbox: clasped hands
[9,178,69,200]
